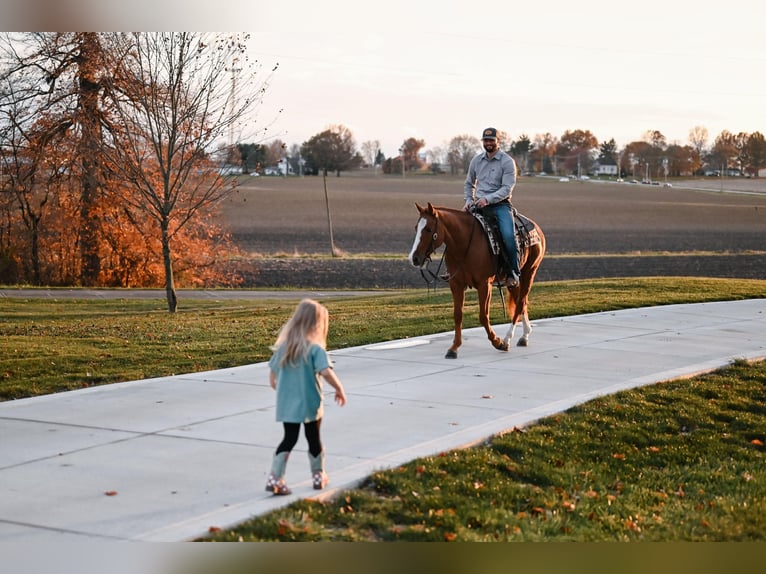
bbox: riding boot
[265,451,291,495]
[502,247,520,287]
[308,451,328,490]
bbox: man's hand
[475,198,489,208]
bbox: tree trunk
[161,220,178,313]
[77,33,104,286]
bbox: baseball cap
[481,127,498,140]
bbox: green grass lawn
[206,358,766,542]
[2,277,764,401]
[2,277,765,542]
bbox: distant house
[592,160,617,176]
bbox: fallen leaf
[481,395,494,399]
[104,490,118,496]
[208,526,221,533]
[750,439,764,446]
[624,519,641,532]
[613,453,626,460]
[444,532,457,542]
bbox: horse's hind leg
[517,312,532,347]
[503,286,531,348]
[503,321,517,348]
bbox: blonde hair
[273,299,329,366]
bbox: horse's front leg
[478,283,507,352]
[446,282,465,358]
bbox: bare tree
[361,139,381,170]
[688,125,709,158]
[103,33,276,312]
[447,134,480,175]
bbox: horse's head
[409,202,441,267]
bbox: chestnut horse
[409,202,546,358]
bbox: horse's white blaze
[408,217,428,265]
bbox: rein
[418,210,509,320]
[419,212,478,287]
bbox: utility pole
[227,57,241,150]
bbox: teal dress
[269,343,331,423]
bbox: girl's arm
[319,367,347,406]
[269,369,277,390]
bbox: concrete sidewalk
[0,299,764,542]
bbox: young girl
[265,299,347,495]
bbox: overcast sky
[246,0,765,156]
[5,0,763,158]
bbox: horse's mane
[431,205,472,219]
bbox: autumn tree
[102,32,273,312]
[0,32,115,285]
[300,125,361,177]
[623,140,652,179]
[663,143,700,177]
[643,129,667,150]
[531,133,558,173]
[400,137,425,172]
[708,130,738,175]
[744,132,766,176]
[557,129,598,175]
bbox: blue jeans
[487,203,519,275]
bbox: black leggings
[276,419,322,457]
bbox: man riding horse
[463,127,520,288]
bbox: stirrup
[504,271,520,288]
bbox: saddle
[473,207,541,276]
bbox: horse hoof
[445,350,458,359]
[517,338,529,347]
[495,342,509,352]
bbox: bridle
[418,211,479,286]
[418,216,446,285]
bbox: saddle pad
[473,210,541,252]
